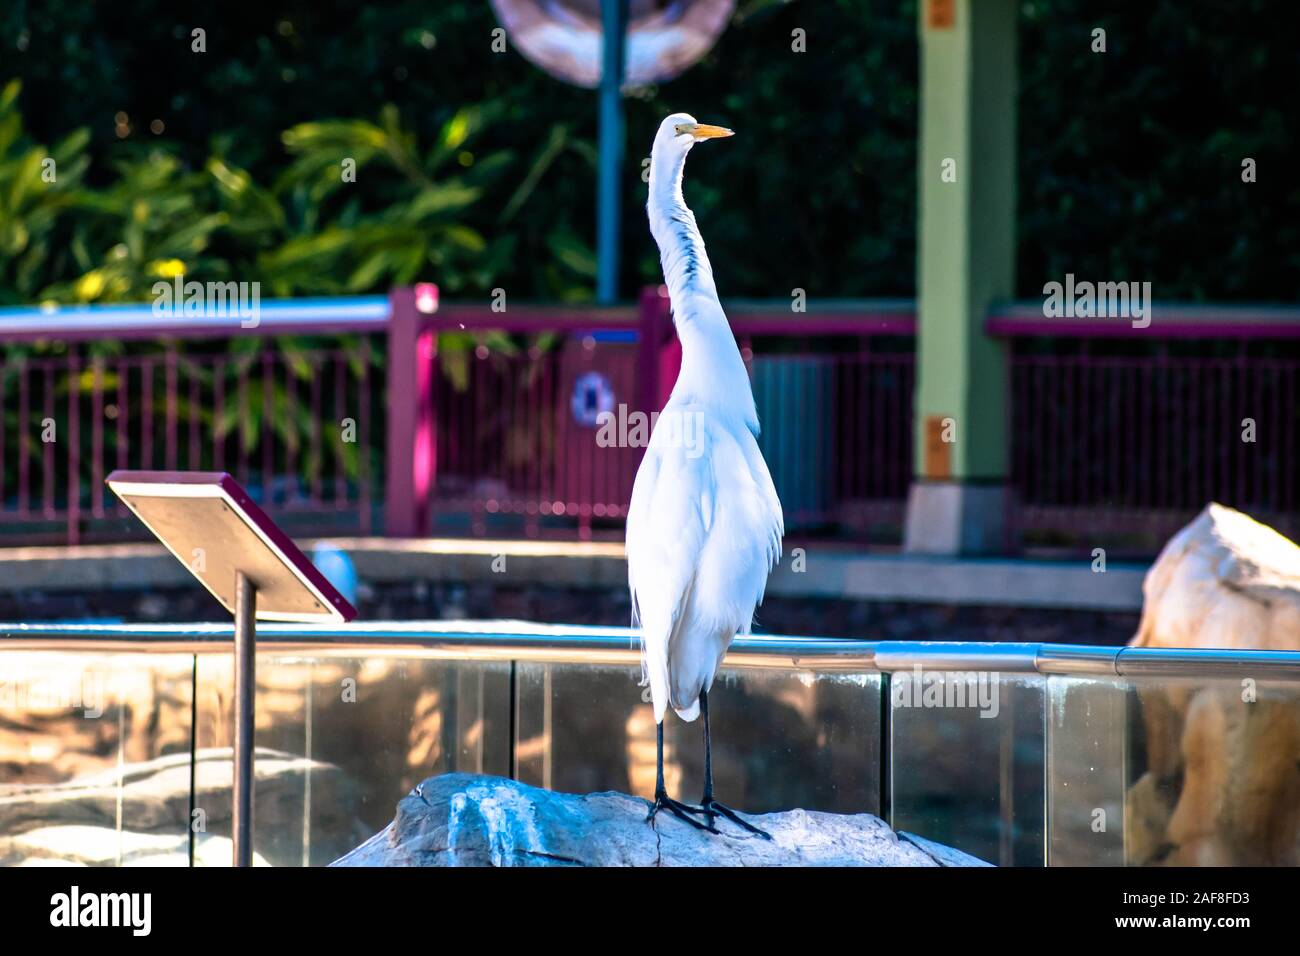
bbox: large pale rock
[1133,503,1300,652]
[331,773,991,867]
[1127,504,1300,866]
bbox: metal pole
[233,570,257,867]
[596,0,628,304]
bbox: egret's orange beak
[675,123,735,140]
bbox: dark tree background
[2,0,1297,302]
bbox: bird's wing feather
[739,429,784,580]
[626,427,715,721]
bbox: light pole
[596,0,629,304]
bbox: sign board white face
[106,471,357,624]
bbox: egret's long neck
[646,141,757,432]
[647,146,719,312]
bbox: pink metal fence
[0,299,386,544]
[390,289,918,540]
[739,322,915,535]
[1008,349,1300,548]
[992,305,1300,550]
[431,330,644,536]
[7,289,1296,552]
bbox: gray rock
[898,830,994,867]
[331,773,991,867]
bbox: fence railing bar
[5,627,1300,682]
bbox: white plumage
[627,113,784,727]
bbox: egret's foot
[699,798,772,839]
[646,791,718,833]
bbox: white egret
[627,113,784,837]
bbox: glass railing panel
[194,652,511,866]
[1045,675,1126,865]
[889,671,1045,866]
[515,663,883,814]
[1120,676,1300,867]
[0,651,195,865]
[9,632,1295,869]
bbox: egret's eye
[674,124,692,136]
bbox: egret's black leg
[646,719,716,833]
[697,689,771,839]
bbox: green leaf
[403,183,481,220]
[500,124,567,224]
[546,229,598,279]
[0,79,20,113]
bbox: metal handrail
[5,622,1300,680]
[0,295,391,343]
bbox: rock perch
[331,773,991,867]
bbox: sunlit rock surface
[332,772,992,867]
[1133,502,1300,653]
[1127,503,1300,866]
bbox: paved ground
[0,538,1144,643]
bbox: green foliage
[1019,0,1300,301]
[0,79,588,305]
[6,0,907,303]
[4,0,1298,303]
[0,79,92,305]
[0,71,582,486]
